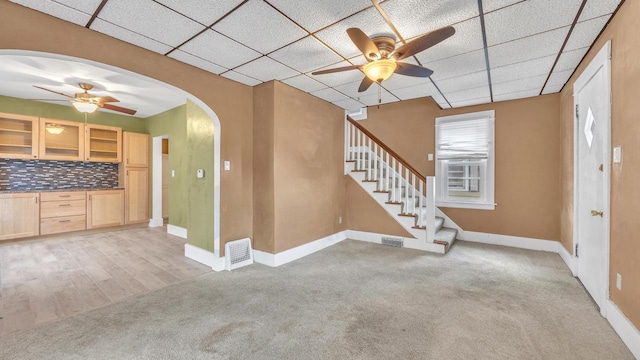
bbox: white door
[574,41,611,315]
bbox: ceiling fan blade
[358,76,374,93]
[395,62,434,78]
[390,26,456,61]
[312,65,361,75]
[347,28,381,61]
[93,96,120,103]
[25,99,70,101]
[100,103,137,115]
[33,85,74,99]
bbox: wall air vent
[381,237,404,247]
[225,238,254,271]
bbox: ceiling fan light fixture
[72,101,98,113]
[363,59,397,83]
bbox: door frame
[572,40,612,316]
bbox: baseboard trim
[606,300,640,359]
[184,243,225,272]
[458,231,558,252]
[557,242,577,276]
[167,224,187,239]
[253,231,347,268]
[148,217,164,228]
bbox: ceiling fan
[312,26,455,92]
[32,83,137,115]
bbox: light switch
[197,169,204,178]
[224,161,231,171]
[428,153,434,161]
[171,170,175,177]
[613,146,621,163]
[616,273,622,290]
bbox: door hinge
[575,243,579,258]
[575,105,579,120]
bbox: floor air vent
[381,237,404,247]
[225,238,253,271]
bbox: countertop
[0,187,124,194]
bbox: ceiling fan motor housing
[371,35,397,58]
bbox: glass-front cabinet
[85,124,122,162]
[39,118,84,161]
[0,112,39,159]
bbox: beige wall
[356,94,562,241]
[560,0,640,328]
[0,1,253,252]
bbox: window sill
[436,201,495,210]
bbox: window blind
[435,117,494,160]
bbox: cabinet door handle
[59,204,71,207]
[59,195,71,198]
[59,220,71,223]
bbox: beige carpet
[0,239,633,359]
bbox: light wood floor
[0,227,211,336]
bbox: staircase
[345,117,457,254]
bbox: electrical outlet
[616,273,622,290]
[224,161,231,171]
[338,216,342,224]
[428,153,434,161]
[613,146,622,163]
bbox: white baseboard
[606,300,640,359]
[253,231,347,267]
[148,217,164,228]
[459,231,558,252]
[167,224,187,239]
[184,243,225,272]
[557,242,577,276]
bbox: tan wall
[560,0,640,328]
[0,2,253,251]
[359,94,562,241]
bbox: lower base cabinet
[87,190,124,229]
[0,193,39,241]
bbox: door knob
[591,210,604,217]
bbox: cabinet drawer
[40,215,86,235]
[41,191,86,202]
[40,199,86,218]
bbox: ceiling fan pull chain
[378,81,381,109]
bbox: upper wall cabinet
[85,124,122,162]
[123,132,149,167]
[39,118,84,161]
[0,112,39,159]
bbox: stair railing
[345,116,436,243]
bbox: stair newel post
[366,137,371,180]
[418,180,424,227]
[373,143,378,188]
[348,121,354,161]
[395,162,401,203]
[404,168,410,214]
[356,129,361,170]
[385,152,390,192]
[426,176,436,243]
[412,173,417,215]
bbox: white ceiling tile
[554,47,588,72]
[492,74,547,95]
[450,96,491,108]
[415,18,484,64]
[307,61,366,87]
[234,57,299,82]
[315,7,393,59]
[269,36,343,73]
[91,19,173,54]
[213,0,306,54]
[348,55,368,66]
[484,0,582,45]
[426,49,487,81]
[494,88,540,102]
[333,80,384,99]
[444,86,490,103]
[179,29,260,69]
[482,0,523,14]
[490,55,555,83]
[267,0,372,33]
[97,0,204,47]
[579,0,621,21]
[437,71,488,93]
[380,0,479,40]
[332,98,366,111]
[357,90,400,107]
[281,75,327,93]
[311,88,350,103]
[542,68,575,94]
[154,0,244,25]
[10,0,94,25]
[488,26,568,68]
[565,16,610,52]
[168,50,228,75]
[542,83,564,94]
[220,70,262,86]
[382,73,432,91]
[389,81,438,101]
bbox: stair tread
[435,227,457,244]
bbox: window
[435,110,495,210]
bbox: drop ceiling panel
[482,0,524,14]
[484,0,582,45]
[437,71,488,93]
[269,36,343,73]
[490,55,555,84]
[444,86,490,104]
[565,16,610,52]
[415,17,484,64]
[267,0,372,33]
[389,81,438,101]
[425,49,487,81]
[554,47,589,72]
[154,0,244,26]
[91,19,173,54]
[382,74,432,91]
[494,88,540,102]
[450,96,491,108]
[307,61,366,87]
[333,98,366,111]
[492,74,547,95]
[542,83,563,94]
[357,90,399,107]
[179,30,261,69]
[234,57,299,82]
[97,0,204,47]
[168,50,227,75]
[333,80,383,99]
[281,75,327,93]
[380,0,479,40]
[488,26,568,68]
[314,7,392,59]
[546,68,574,88]
[221,70,262,86]
[9,0,94,26]
[311,88,350,103]
[213,0,307,54]
[579,0,622,21]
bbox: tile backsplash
[0,159,119,191]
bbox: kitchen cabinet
[39,118,84,161]
[124,167,149,224]
[87,190,124,229]
[85,124,121,162]
[0,112,39,159]
[123,132,149,167]
[0,192,40,241]
[40,190,86,235]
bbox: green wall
[0,94,146,132]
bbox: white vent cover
[225,238,254,271]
